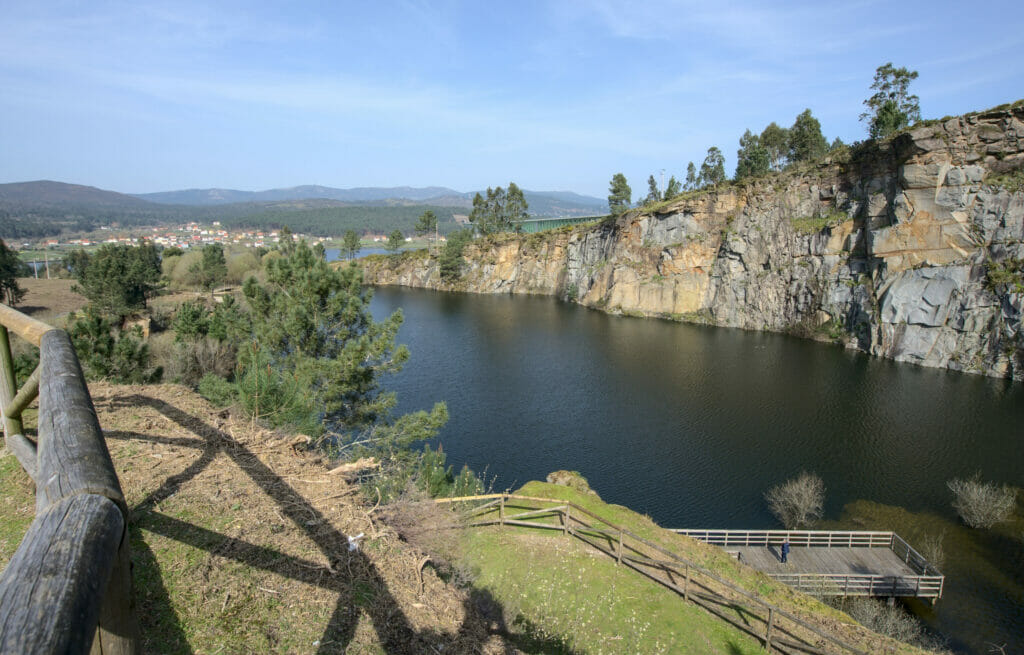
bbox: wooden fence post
[0,326,23,438]
[564,506,570,536]
[616,529,623,565]
[683,565,690,602]
[764,607,774,651]
[499,496,505,527]
[93,529,141,653]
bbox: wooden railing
[0,304,138,654]
[770,573,943,599]
[674,529,944,599]
[439,494,889,655]
[672,529,895,549]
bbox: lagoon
[368,286,1023,653]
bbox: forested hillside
[0,181,603,239]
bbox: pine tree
[607,173,632,216]
[469,183,529,234]
[0,239,27,306]
[386,230,404,253]
[664,176,682,201]
[788,109,828,163]
[242,241,409,431]
[415,209,439,252]
[190,243,227,291]
[71,242,161,319]
[734,129,770,180]
[644,175,662,205]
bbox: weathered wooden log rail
[0,304,139,654]
[438,493,902,655]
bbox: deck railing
[439,493,888,654]
[674,529,944,599]
[0,303,139,654]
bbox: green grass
[461,527,766,654]
[452,482,872,654]
[789,211,849,235]
[0,456,35,565]
[986,168,1024,193]
[985,257,1024,293]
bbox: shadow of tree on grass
[107,394,580,654]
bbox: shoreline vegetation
[3,95,1022,652]
[0,246,948,653]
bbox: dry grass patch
[85,382,512,654]
[13,277,88,324]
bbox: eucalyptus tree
[861,62,920,139]
[699,147,726,188]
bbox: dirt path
[90,383,511,654]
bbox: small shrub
[235,343,320,435]
[379,481,476,586]
[985,257,1024,294]
[947,474,1016,528]
[789,211,847,235]
[10,340,39,387]
[986,168,1024,193]
[225,250,261,284]
[165,337,237,386]
[917,531,946,571]
[830,597,949,652]
[172,300,210,341]
[69,309,162,384]
[765,471,825,529]
[198,373,237,407]
[167,250,203,289]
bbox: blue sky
[2,1,1022,199]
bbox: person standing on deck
[781,538,790,563]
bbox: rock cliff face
[364,103,1024,379]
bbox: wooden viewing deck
[673,530,944,602]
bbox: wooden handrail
[0,304,55,347]
[0,306,139,654]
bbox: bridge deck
[734,545,916,578]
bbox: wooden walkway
[674,530,944,601]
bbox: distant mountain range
[133,184,606,215]
[0,180,154,209]
[0,180,607,240]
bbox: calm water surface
[367,286,1024,653]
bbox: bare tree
[765,471,825,529]
[948,474,1016,529]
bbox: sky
[2,0,1022,200]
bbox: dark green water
[368,286,1024,653]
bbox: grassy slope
[0,457,33,564]
[2,383,512,654]
[463,527,766,654]
[455,481,931,655]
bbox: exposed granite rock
[363,104,1024,380]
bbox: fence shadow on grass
[105,394,578,655]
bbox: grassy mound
[453,481,931,655]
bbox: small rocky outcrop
[545,470,598,496]
[364,102,1024,380]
